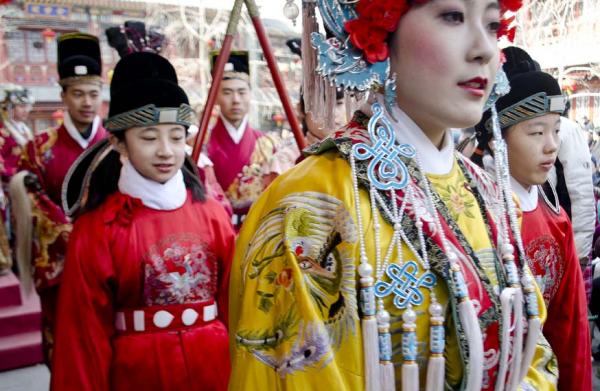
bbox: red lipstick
[458,77,488,97]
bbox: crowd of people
[0,0,598,390]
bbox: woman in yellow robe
[229,0,558,390]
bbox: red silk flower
[344,0,523,64]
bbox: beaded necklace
[348,102,541,391]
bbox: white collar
[3,119,32,146]
[63,111,101,149]
[385,99,455,175]
[220,113,248,144]
[117,159,187,210]
[510,176,538,212]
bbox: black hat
[475,47,565,137]
[502,46,541,78]
[104,52,194,132]
[210,50,250,82]
[57,32,102,87]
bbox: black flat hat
[210,50,250,80]
[476,47,564,136]
[57,32,102,84]
[108,52,189,119]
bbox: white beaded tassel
[377,301,395,391]
[402,306,419,391]
[350,154,381,391]
[426,297,445,391]
[451,262,483,391]
[359,262,381,391]
[518,272,542,382]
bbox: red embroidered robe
[207,117,299,230]
[521,196,592,391]
[18,123,107,363]
[51,192,234,391]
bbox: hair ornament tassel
[384,73,398,121]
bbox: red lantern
[51,109,64,125]
[41,28,56,44]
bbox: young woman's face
[390,0,501,135]
[116,123,187,184]
[505,114,561,189]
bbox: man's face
[216,78,250,125]
[61,83,102,128]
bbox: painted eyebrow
[459,0,500,10]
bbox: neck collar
[385,99,455,175]
[63,111,101,149]
[220,113,249,144]
[510,176,538,212]
[118,159,187,211]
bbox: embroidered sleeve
[50,214,114,390]
[229,187,363,389]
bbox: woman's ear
[108,133,128,158]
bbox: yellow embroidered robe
[229,123,557,390]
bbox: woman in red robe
[50,46,234,390]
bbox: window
[27,31,46,63]
[5,30,26,63]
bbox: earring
[384,73,398,121]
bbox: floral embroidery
[144,233,216,306]
[430,173,476,223]
[525,235,564,306]
[226,132,298,210]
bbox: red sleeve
[50,214,115,391]
[543,220,592,391]
[211,199,235,328]
[16,137,70,291]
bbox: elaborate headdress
[105,20,165,58]
[104,21,194,133]
[1,84,34,109]
[57,32,102,87]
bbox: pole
[245,0,305,150]
[191,0,244,162]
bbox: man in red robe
[12,32,107,365]
[207,51,298,230]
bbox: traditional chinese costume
[229,107,558,390]
[51,185,234,390]
[207,115,298,230]
[515,180,591,391]
[14,112,106,362]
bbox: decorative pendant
[352,102,416,191]
[374,261,437,309]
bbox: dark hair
[76,129,205,218]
